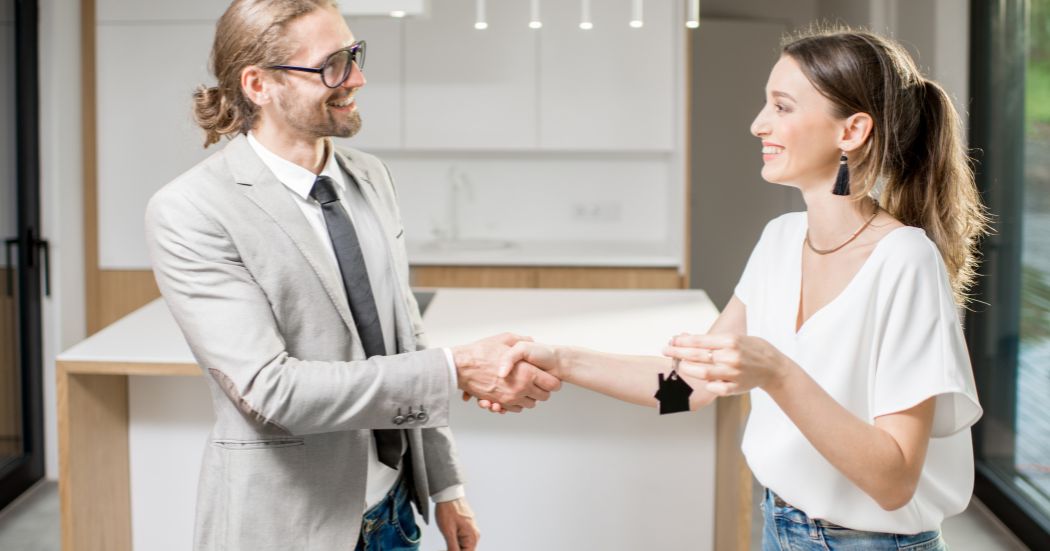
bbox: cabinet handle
[3,237,15,296]
[3,232,51,297]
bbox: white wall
[818,0,970,125]
[38,0,87,479]
[689,18,800,307]
[687,0,818,305]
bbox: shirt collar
[246,132,345,201]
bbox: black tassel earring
[832,153,850,196]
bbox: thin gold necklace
[805,206,880,255]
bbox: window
[968,0,1050,547]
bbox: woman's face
[750,55,845,190]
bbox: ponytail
[881,79,991,305]
[192,84,247,148]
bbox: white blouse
[735,212,982,534]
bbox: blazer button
[416,406,429,423]
[393,415,405,426]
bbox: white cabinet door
[403,0,538,149]
[98,0,223,22]
[338,16,403,150]
[539,0,677,151]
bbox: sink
[418,239,516,252]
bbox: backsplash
[381,153,674,246]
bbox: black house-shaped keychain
[655,370,693,415]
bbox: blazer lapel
[334,150,418,353]
[222,135,358,337]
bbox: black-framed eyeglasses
[269,40,366,88]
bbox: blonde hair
[782,28,992,305]
[193,0,339,147]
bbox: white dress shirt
[247,133,464,508]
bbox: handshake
[450,333,563,413]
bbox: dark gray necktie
[309,175,402,470]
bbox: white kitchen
[0,0,1036,550]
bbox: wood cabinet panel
[98,270,160,328]
[411,266,539,288]
[0,268,17,456]
[412,266,682,289]
[536,267,683,289]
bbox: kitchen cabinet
[339,16,404,150]
[538,0,677,151]
[400,0,680,151]
[403,0,538,149]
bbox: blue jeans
[355,477,421,551]
[761,488,947,550]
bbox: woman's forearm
[765,362,933,510]
[557,347,716,411]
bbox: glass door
[0,0,17,470]
[969,0,1050,547]
[0,0,44,509]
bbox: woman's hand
[662,333,793,396]
[499,341,565,379]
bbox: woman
[490,29,989,550]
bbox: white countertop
[57,298,193,364]
[423,287,716,351]
[406,240,682,267]
[58,288,715,364]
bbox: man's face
[267,7,366,141]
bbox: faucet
[441,166,473,243]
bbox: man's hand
[435,497,480,551]
[452,333,562,412]
[475,341,564,414]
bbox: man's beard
[277,92,362,140]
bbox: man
[145,1,560,549]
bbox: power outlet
[571,201,622,223]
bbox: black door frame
[0,0,44,510]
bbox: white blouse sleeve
[872,235,982,438]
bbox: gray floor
[0,480,1034,550]
[0,482,60,551]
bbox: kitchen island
[57,288,724,551]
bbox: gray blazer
[145,134,463,550]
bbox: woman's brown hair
[782,28,991,305]
[193,0,338,147]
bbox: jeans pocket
[895,530,945,551]
[392,496,421,545]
